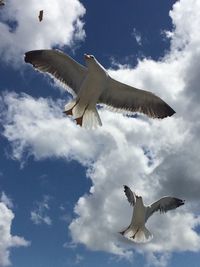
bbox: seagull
[24,50,175,128]
[119,185,185,243]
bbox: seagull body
[120,185,185,243]
[24,49,175,128]
[66,54,108,126]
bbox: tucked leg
[75,116,83,126]
[131,228,139,239]
[63,109,73,116]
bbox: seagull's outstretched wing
[145,197,185,221]
[24,49,87,96]
[99,77,175,118]
[123,185,136,206]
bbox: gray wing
[145,197,185,221]
[123,185,136,206]
[99,77,175,118]
[24,49,87,96]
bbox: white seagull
[24,50,175,128]
[119,185,185,243]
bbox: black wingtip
[159,103,176,119]
[24,50,44,64]
[167,106,176,117]
[175,198,185,207]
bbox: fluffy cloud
[0,92,197,263]
[0,192,13,209]
[0,92,107,165]
[0,200,30,266]
[131,28,142,46]
[1,0,200,266]
[0,0,85,64]
[30,195,52,226]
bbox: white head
[136,195,143,204]
[84,54,107,74]
[84,54,96,68]
[84,54,95,60]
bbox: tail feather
[64,100,102,128]
[82,107,102,129]
[121,226,153,243]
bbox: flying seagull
[119,185,185,243]
[24,50,175,128]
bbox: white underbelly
[77,75,106,107]
[131,205,146,227]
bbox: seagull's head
[84,54,95,60]
[136,195,143,204]
[84,54,96,68]
[84,53,107,73]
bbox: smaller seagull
[119,185,185,243]
[0,0,5,6]
[38,10,43,22]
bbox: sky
[0,0,200,267]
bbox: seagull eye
[90,55,94,59]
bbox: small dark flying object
[38,10,43,22]
[0,0,5,6]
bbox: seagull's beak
[84,54,91,59]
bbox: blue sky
[1,0,200,267]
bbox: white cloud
[0,192,13,209]
[0,202,30,266]
[75,254,84,265]
[131,28,142,46]
[1,0,200,266]
[30,196,52,225]
[145,252,171,267]
[0,0,86,64]
[0,91,196,264]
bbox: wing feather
[24,49,87,96]
[145,196,185,221]
[99,77,175,119]
[123,185,136,206]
